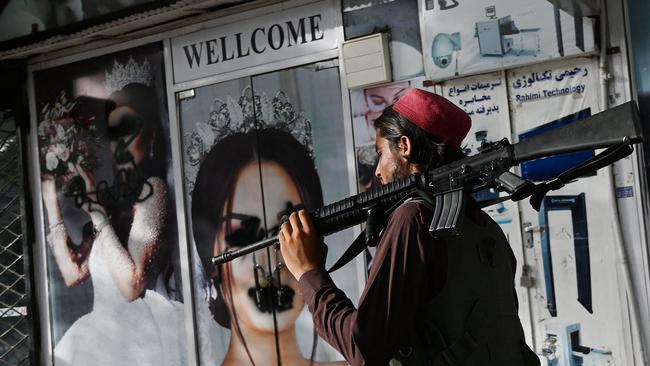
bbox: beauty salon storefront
[26,1,362,365]
[7,0,650,365]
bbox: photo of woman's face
[214,160,306,333]
[363,82,410,122]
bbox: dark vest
[391,202,540,366]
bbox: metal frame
[26,65,53,366]
[538,193,592,317]
[16,69,39,366]
[163,39,199,366]
[619,0,650,362]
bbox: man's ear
[398,135,413,160]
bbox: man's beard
[390,154,412,182]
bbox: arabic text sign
[507,57,600,133]
[442,71,510,155]
[511,66,589,103]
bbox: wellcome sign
[171,1,338,83]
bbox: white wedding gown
[53,178,187,366]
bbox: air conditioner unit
[342,33,392,89]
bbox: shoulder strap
[327,229,367,273]
[327,194,433,273]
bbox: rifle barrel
[213,236,279,266]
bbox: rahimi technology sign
[171,1,338,83]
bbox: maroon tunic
[298,202,448,365]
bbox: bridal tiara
[105,57,152,95]
[185,86,315,168]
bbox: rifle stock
[513,102,642,162]
[213,101,642,266]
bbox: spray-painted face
[215,161,306,333]
[107,105,147,169]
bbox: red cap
[393,88,471,148]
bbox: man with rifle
[279,88,541,366]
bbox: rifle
[212,101,643,267]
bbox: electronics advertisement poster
[440,71,509,155]
[420,0,596,81]
[178,63,359,365]
[439,71,514,225]
[32,43,187,365]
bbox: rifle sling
[328,229,367,273]
[327,191,423,273]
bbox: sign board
[171,1,339,83]
[420,0,595,81]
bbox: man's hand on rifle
[279,210,328,281]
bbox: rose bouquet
[38,91,98,179]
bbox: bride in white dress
[40,83,186,366]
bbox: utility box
[342,33,392,89]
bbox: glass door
[178,60,359,365]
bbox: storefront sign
[507,57,598,131]
[507,57,600,182]
[510,67,589,103]
[171,1,338,83]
